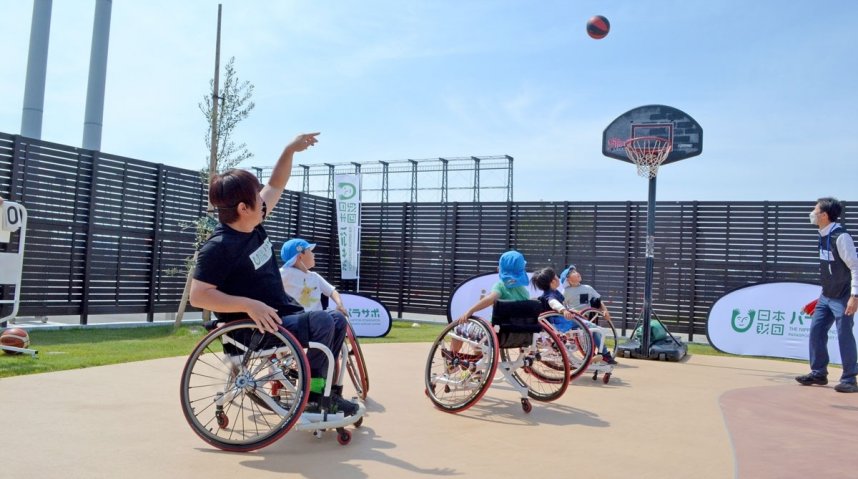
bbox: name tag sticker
[250,238,273,270]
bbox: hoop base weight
[617,338,687,361]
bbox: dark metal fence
[0,133,337,324]
[358,201,852,340]
[1,133,852,338]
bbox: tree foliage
[198,56,256,178]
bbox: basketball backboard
[602,105,703,166]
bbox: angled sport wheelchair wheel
[425,317,499,413]
[556,313,595,380]
[344,321,369,400]
[180,320,310,452]
[499,318,571,402]
[578,307,618,358]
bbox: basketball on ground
[1,328,30,353]
[587,15,610,39]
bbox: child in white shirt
[280,238,349,317]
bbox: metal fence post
[146,164,165,322]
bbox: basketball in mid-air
[587,15,610,40]
[1,328,30,354]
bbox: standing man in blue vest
[796,197,858,392]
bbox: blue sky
[1,1,857,202]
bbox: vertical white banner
[335,174,360,280]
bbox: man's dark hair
[817,197,844,222]
[210,169,262,224]
[530,267,557,292]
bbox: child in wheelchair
[534,267,617,365]
[279,237,367,403]
[426,251,573,413]
[453,250,531,350]
[280,237,349,318]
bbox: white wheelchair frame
[571,307,617,383]
[1,201,37,357]
[425,301,572,414]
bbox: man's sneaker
[331,394,359,416]
[795,373,828,386]
[834,382,858,393]
[304,392,358,416]
[602,353,618,365]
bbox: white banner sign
[446,272,540,323]
[335,292,391,337]
[707,281,855,363]
[334,174,360,280]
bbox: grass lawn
[0,321,447,379]
[0,320,788,379]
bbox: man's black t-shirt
[194,222,304,321]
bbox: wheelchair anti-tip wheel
[344,321,370,400]
[425,317,499,413]
[499,318,571,402]
[180,320,310,452]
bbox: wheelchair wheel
[179,320,310,452]
[344,321,369,400]
[560,313,595,380]
[579,308,618,358]
[425,317,498,413]
[499,318,570,402]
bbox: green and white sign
[708,281,853,363]
[336,292,392,337]
[335,174,361,280]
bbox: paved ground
[1,343,854,478]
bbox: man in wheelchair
[190,132,356,416]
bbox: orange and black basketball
[587,15,610,40]
[1,328,30,354]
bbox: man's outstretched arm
[261,132,320,214]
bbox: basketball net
[624,137,672,179]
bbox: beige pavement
[0,343,851,479]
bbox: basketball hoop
[624,136,672,179]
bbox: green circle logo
[731,309,755,333]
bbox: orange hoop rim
[624,136,673,178]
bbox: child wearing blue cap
[559,264,617,364]
[455,250,531,324]
[279,237,349,317]
[560,265,611,318]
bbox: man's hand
[562,310,575,320]
[263,132,321,212]
[847,296,857,317]
[336,303,349,317]
[285,132,320,154]
[246,299,282,334]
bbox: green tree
[175,57,256,326]
[198,56,256,179]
